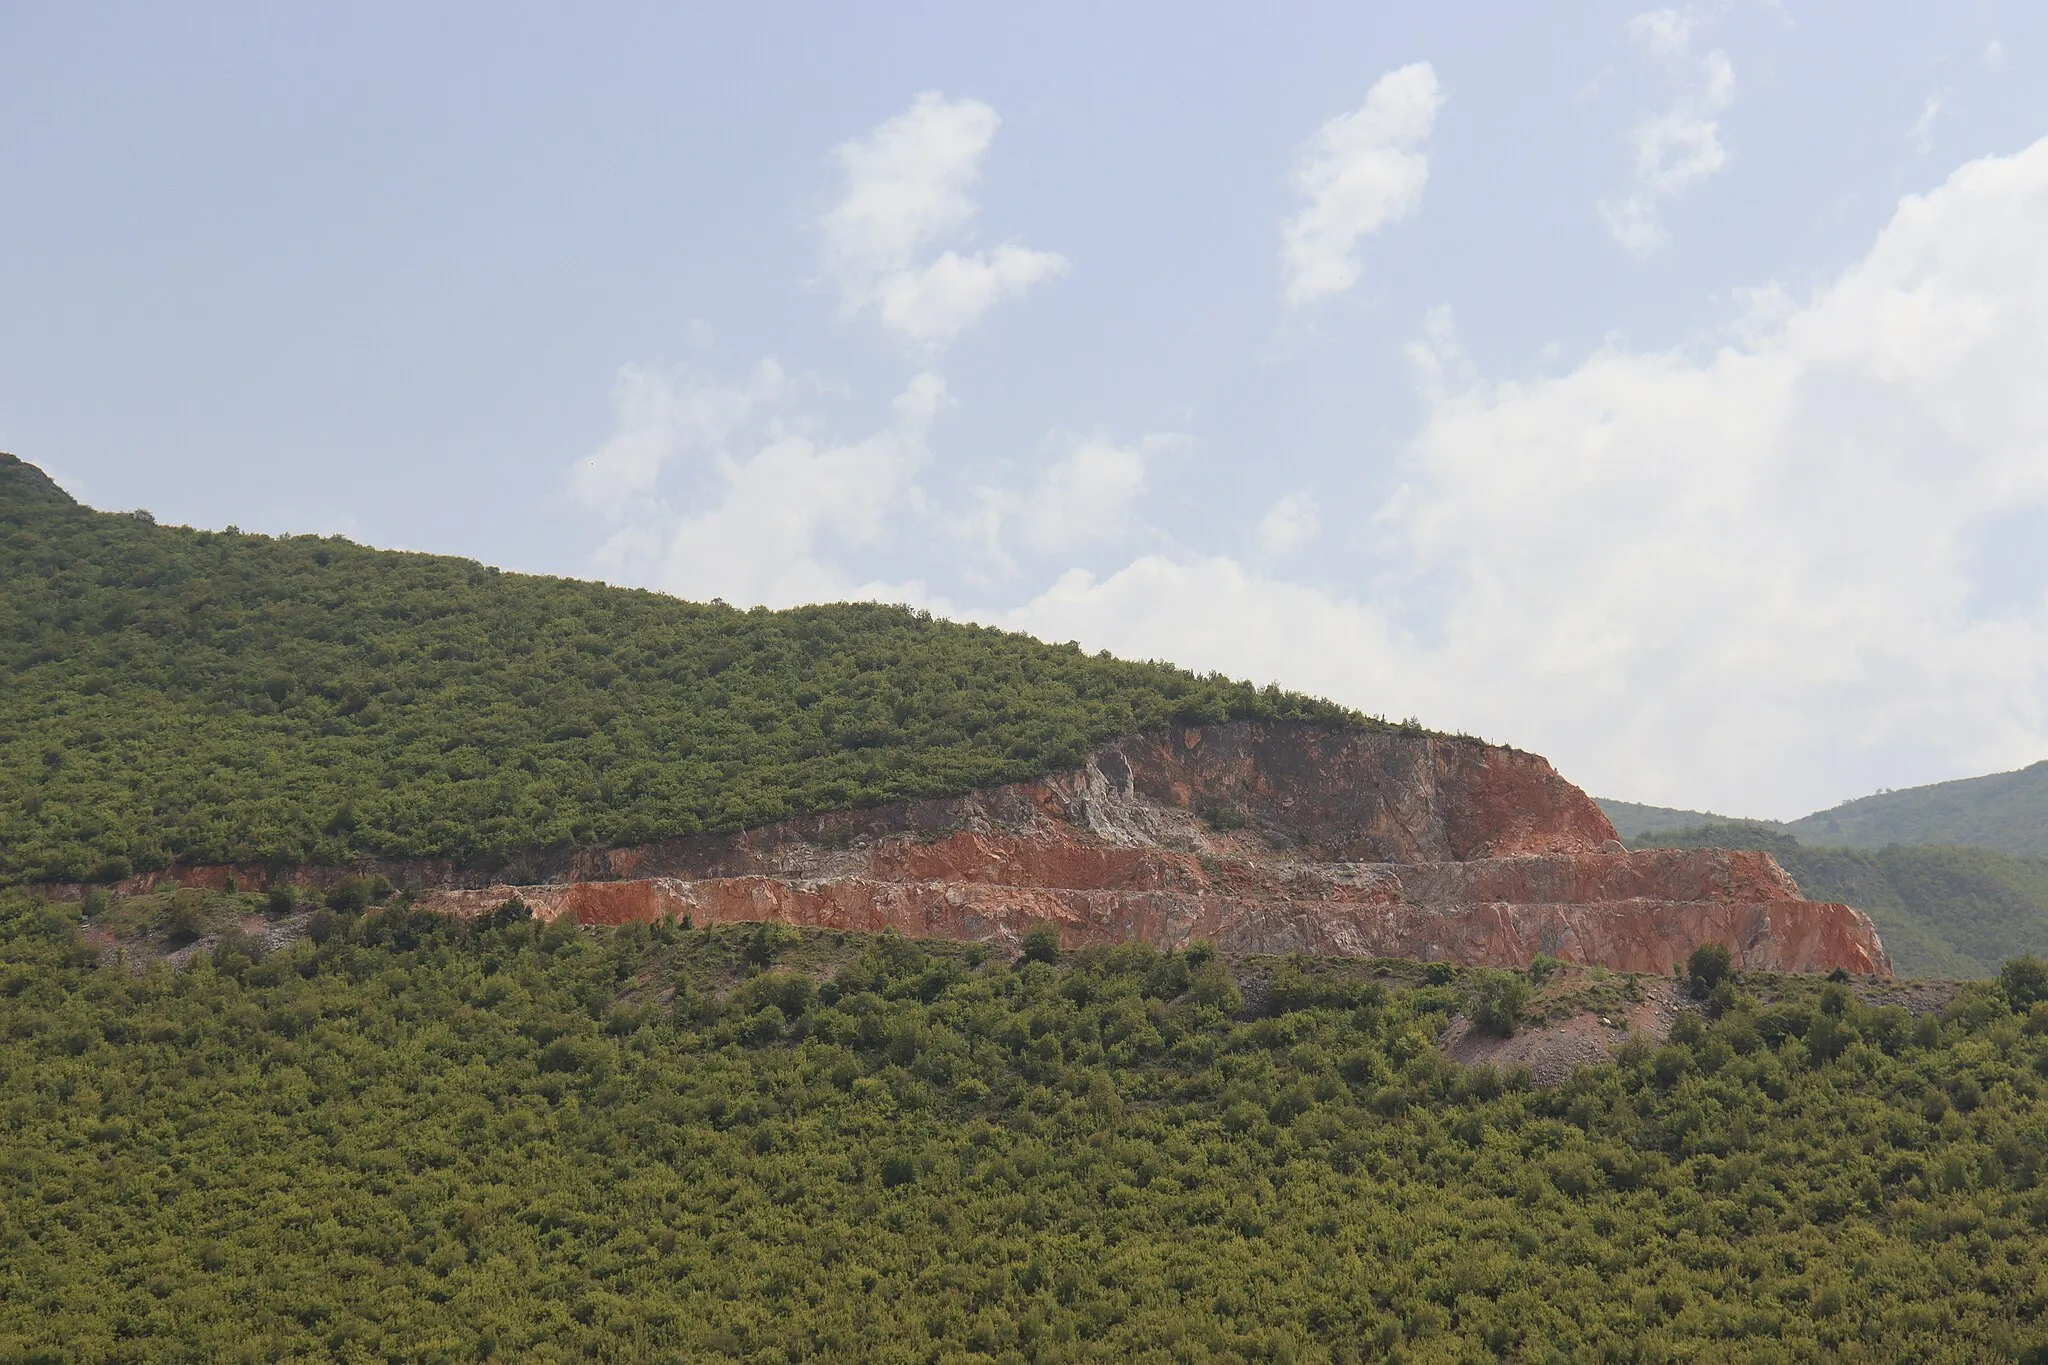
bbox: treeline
[0,454,1360,885]
[1633,822,2048,980]
[4,891,2048,1360]
[1786,760,2048,858]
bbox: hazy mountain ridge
[1597,798,1782,840]
[1786,761,2048,856]
[1600,757,2048,857]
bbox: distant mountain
[1629,821,2048,979]
[1785,761,2048,857]
[1605,759,2048,856]
[1597,798,1780,840]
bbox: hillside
[1596,798,1775,840]
[6,889,2048,1360]
[1787,761,2048,856]
[0,453,1358,886]
[1603,757,2048,856]
[1630,822,2048,979]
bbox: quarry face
[382,723,1888,975]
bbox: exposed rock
[61,722,1889,974]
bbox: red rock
[57,722,1889,974]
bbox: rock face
[389,723,1887,975]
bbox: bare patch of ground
[1437,970,1974,1084]
[1441,977,1687,1086]
[80,899,320,975]
[1854,978,1964,1017]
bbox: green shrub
[743,923,791,969]
[2002,955,2048,1011]
[1020,923,1062,965]
[1466,970,1530,1037]
[161,889,209,944]
[1186,957,1242,1014]
[324,880,371,914]
[1687,943,1733,995]
[483,897,532,930]
[211,925,264,974]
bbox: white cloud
[1908,95,1942,155]
[1280,63,1443,307]
[872,245,1068,346]
[570,358,793,520]
[1256,492,1321,557]
[1017,433,1178,554]
[1627,8,1698,58]
[820,91,1067,347]
[991,137,2048,817]
[572,363,949,606]
[999,557,1408,698]
[1600,12,1736,257]
[946,432,1181,577]
[1983,40,2006,71]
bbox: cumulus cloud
[1600,13,1736,256]
[820,91,1067,347]
[1627,7,1698,58]
[1280,63,1443,307]
[1255,492,1321,557]
[1017,433,1180,554]
[999,556,1406,693]
[943,432,1182,578]
[572,362,949,606]
[993,138,2048,817]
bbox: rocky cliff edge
[389,723,1884,974]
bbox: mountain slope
[0,453,1360,884]
[1604,757,2048,856]
[1596,797,1778,839]
[5,892,2047,1359]
[1786,761,2048,856]
[1629,821,2048,978]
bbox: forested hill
[0,453,1360,885]
[1602,758,2048,856]
[6,892,2048,1359]
[1597,798,1773,840]
[1786,761,2048,857]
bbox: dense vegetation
[1599,759,2048,858]
[1597,799,1758,841]
[6,890,2048,1361]
[1631,823,2048,982]
[1786,762,2048,858]
[0,454,1359,886]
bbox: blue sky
[6,2,2048,818]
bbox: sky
[6,2,2048,819]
